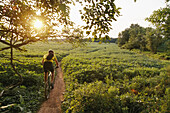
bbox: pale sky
[69,0,167,38]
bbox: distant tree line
[117,2,169,54]
[90,38,117,43]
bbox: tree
[117,28,130,47]
[79,0,121,40]
[0,0,47,88]
[0,0,122,96]
[118,24,146,50]
[0,0,72,51]
[145,6,170,39]
[144,27,162,54]
[61,26,86,47]
[0,0,122,51]
[145,1,170,52]
[127,24,145,49]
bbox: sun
[34,19,43,29]
[36,10,41,15]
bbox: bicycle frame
[44,67,57,100]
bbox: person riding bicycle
[42,49,59,89]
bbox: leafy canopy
[0,0,122,51]
[146,5,170,39]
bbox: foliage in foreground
[61,43,170,113]
[0,42,73,113]
[0,61,44,113]
[0,42,169,113]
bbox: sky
[69,0,167,38]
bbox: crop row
[0,42,73,113]
[61,43,170,113]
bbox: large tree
[0,0,122,94]
[144,27,162,54]
[145,1,170,52]
[0,0,72,51]
[117,28,130,47]
[0,0,122,51]
[146,4,170,39]
[118,24,146,51]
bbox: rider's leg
[43,62,49,83]
[50,71,54,89]
[44,72,48,83]
[51,71,54,83]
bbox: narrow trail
[37,63,65,113]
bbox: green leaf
[59,4,66,12]
[19,95,25,105]
[86,31,91,35]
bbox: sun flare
[36,10,41,15]
[34,19,43,29]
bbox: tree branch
[0,38,40,51]
[0,39,11,46]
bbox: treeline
[117,4,169,55]
[92,38,117,43]
[117,24,165,53]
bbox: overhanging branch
[0,40,11,46]
[0,38,40,51]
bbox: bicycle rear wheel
[45,73,51,99]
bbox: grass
[0,41,169,113]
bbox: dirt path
[37,63,65,113]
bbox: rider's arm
[42,54,46,65]
[54,58,59,67]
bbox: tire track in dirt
[37,62,65,113]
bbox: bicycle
[44,66,58,100]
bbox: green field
[0,41,170,113]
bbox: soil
[37,63,65,113]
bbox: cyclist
[42,49,59,88]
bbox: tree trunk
[10,46,23,86]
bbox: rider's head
[48,49,54,54]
